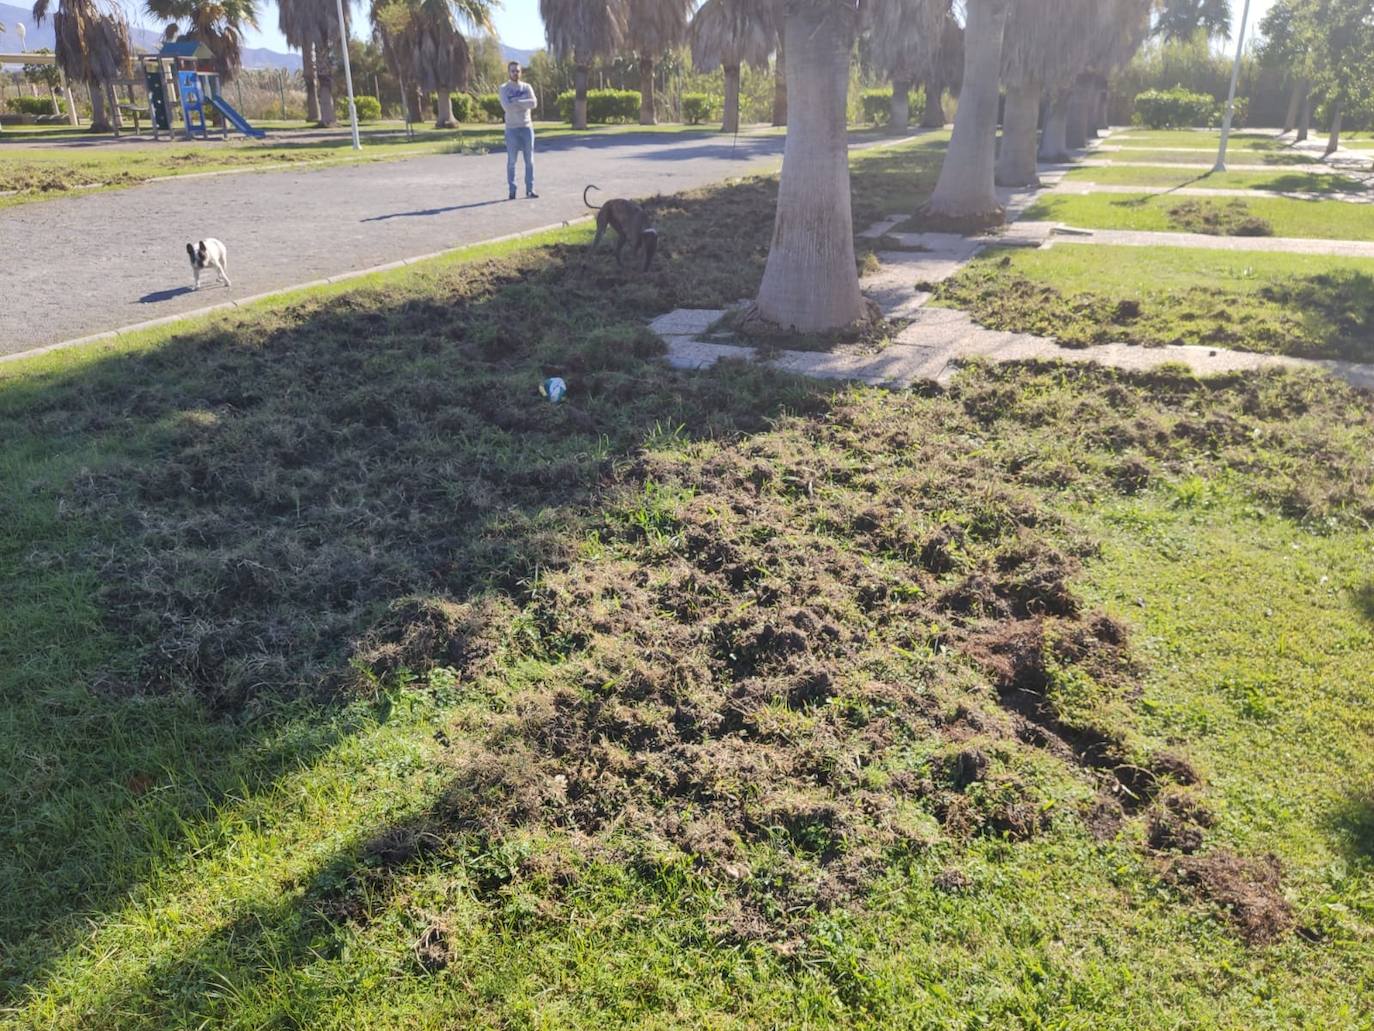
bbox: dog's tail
[583,184,602,210]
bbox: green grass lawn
[1022,190,1374,241]
[2,139,1372,1028]
[1109,130,1294,149]
[0,122,723,208]
[1096,148,1318,166]
[1061,164,1370,195]
[929,243,1374,361]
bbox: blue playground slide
[209,95,266,139]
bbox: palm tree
[1154,0,1231,42]
[625,0,692,124]
[748,0,865,332]
[921,0,1012,227]
[996,0,1094,186]
[689,0,773,133]
[918,12,961,127]
[866,0,948,133]
[144,0,260,82]
[279,0,346,125]
[373,0,486,127]
[1038,0,1147,160]
[32,0,130,132]
[540,0,626,129]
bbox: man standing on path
[499,62,538,200]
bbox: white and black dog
[186,239,231,289]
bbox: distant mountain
[502,45,539,66]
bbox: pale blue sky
[117,0,1273,63]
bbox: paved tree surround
[0,130,917,356]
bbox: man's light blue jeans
[505,126,534,194]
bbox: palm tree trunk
[924,0,1010,226]
[996,79,1040,188]
[573,63,589,129]
[1325,100,1343,156]
[722,63,741,133]
[435,85,456,128]
[1283,78,1306,134]
[1039,94,1069,162]
[303,43,321,123]
[638,55,656,125]
[1296,91,1312,142]
[889,77,911,133]
[920,80,944,127]
[1096,89,1109,131]
[753,6,862,332]
[405,81,423,123]
[316,48,337,127]
[1065,84,1088,150]
[771,36,787,126]
[88,81,112,132]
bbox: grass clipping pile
[384,366,1361,947]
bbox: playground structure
[136,40,265,141]
[2,41,266,140]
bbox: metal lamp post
[1214,0,1253,173]
[336,0,361,150]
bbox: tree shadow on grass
[1256,269,1374,363]
[1325,791,1374,871]
[0,167,835,1006]
[1352,583,1374,623]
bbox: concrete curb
[0,215,594,367]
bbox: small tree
[23,49,65,115]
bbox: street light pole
[335,0,361,150]
[1214,0,1253,173]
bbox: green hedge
[479,93,504,121]
[1133,86,1215,129]
[556,88,640,124]
[7,96,60,116]
[859,87,923,125]
[355,95,382,121]
[448,93,506,123]
[449,93,478,122]
[1210,96,1249,129]
[682,93,713,125]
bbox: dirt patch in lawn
[1167,199,1274,237]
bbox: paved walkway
[0,130,909,354]
[1036,226,1374,258]
[651,303,1374,392]
[646,130,1374,393]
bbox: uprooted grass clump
[1167,199,1274,237]
[932,253,1374,361]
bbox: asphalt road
[0,130,852,354]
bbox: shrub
[7,96,60,116]
[1209,96,1249,129]
[859,87,920,125]
[681,93,713,125]
[352,95,382,121]
[1133,86,1216,129]
[479,93,505,121]
[556,88,640,124]
[449,92,477,122]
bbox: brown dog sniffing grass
[584,185,658,271]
